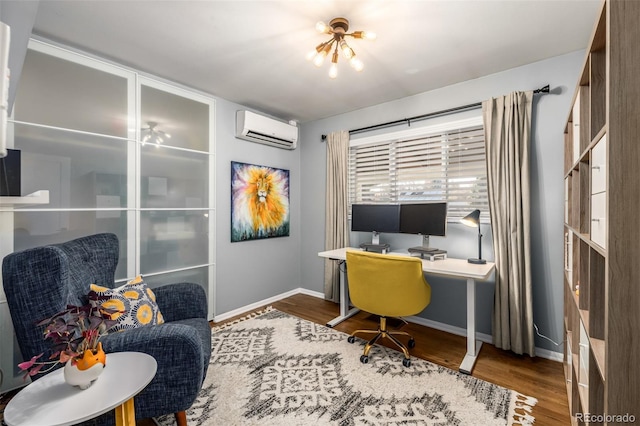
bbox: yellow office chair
[345,250,431,367]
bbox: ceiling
[31,0,602,123]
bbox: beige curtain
[324,130,350,301]
[483,91,535,356]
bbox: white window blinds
[348,118,489,222]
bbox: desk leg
[459,278,483,375]
[115,398,136,426]
[326,260,359,327]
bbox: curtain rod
[321,84,550,141]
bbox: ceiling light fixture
[141,121,171,147]
[306,17,376,79]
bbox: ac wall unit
[236,110,298,150]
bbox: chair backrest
[346,250,431,318]
[1,233,119,362]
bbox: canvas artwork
[231,161,290,242]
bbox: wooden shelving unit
[563,1,640,423]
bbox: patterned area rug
[157,308,536,425]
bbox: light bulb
[165,133,171,139]
[329,63,338,79]
[313,43,333,67]
[157,136,163,144]
[315,21,329,34]
[350,57,364,72]
[352,30,377,41]
[363,31,377,40]
[307,42,326,61]
[339,39,353,59]
[313,51,327,67]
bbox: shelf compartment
[578,161,590,234]
[578,239,590,311]
[571,91,582,165]
[589,48,606,141]
[577,86,591,157]
[572,233,580,295]
[588,250,605,341]
[590,135,607,195]
[565,229,573,288]
[565,178,570,224]
[564,126,573,175]
[590,192,606,249]
[590,337,605,381]
[588,349,605,418]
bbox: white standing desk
[4,352,157,426]
[318,247,495,374]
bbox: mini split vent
[235,110,298,150]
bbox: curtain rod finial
[321,134,327,141]
[534,85,550,94]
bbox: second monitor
[399,202,448,257]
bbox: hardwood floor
[214,293,570,426]
[3,293,569,425]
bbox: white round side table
[4,351,157,426]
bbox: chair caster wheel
[408,339,415,349]
[348,336,356,344]
[402,358,411,367]
[360,355,369,364]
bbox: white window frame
[349,115,490,223]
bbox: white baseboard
[214,288,563,362]
[405,314,494,344]
[535,347,563,362]
[297,288,325,299]
[213,288,301,322]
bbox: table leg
[115,398,136,426]
[459,278,483,375]
[326,260,359,327]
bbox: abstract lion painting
[231,161,290,242]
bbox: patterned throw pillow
[89,276,164,331]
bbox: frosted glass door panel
[140,210,209,274]
[12,123,130,209]
[140,145,208,209]
[143,266,210,299]
[13,211,129,280]
[14,49,128,137]
[140,85,209,152]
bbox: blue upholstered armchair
[2,233,211,426]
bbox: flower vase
[63,342,107,389]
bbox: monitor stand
[408,235,447,260]
[359,231,390,254]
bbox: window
[348,116,489,222]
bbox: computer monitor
[399,202,447,250]
[351,203,400,245]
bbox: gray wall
[214,98,301,315]
[300,50,584,353]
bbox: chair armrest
[153,282,208,322]
[100,323,205,400]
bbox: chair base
[348,316,415,365]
